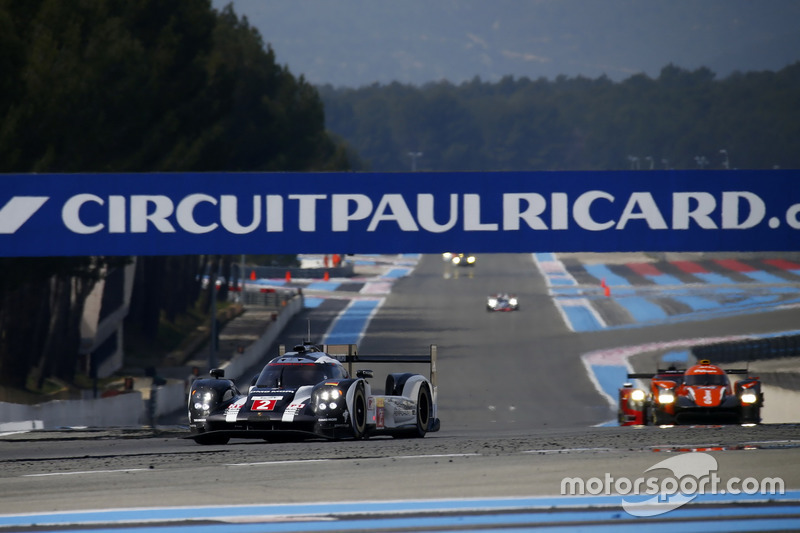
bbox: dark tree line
[0,0,351,391]
[317,63,800,172]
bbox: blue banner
[1,170,798,256]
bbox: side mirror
[356,369,373,379]
[210,368,225,379]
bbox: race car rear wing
[627,370,684,379]
[628,368,750,379]
[323,343,438,389]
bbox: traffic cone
[601,277,607,288]
[249,270,256,280]
[285,270,291,282]
[604,285,611,297]
[323,271,330,281]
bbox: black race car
[187,343,440,444]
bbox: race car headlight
[452,256,461,264]
[190,390,216,414]
[509,298,518,306]
[658,391,675,404]
[466,256,476,264]
[740,391,758,404]
[630,389,646,402]
[315,388,344,413]
[319,389,342,401]
[488,298,497,306]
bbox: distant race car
[451,253,476,266]
[187,343,440,444]
[618,359,763,426]
[487,293,519,312]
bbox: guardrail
[692,334,800,363]
[237,287,297,306]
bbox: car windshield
[256,363,346,389]
[684,373,728,386]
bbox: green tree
[0,0,352,393]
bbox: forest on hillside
[318,63,800,172]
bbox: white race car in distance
[487,293,519,312]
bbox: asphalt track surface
[1,253,799,531]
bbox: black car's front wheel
[351,383,367,439]
[740,405,761,424]
[650,407,673,426]
[413,383,432,438]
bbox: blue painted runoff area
[323,299,381,344]
[303,297,324,309]
[3,493,798,532]
[560,302,603,332]
[381,267,411,279]
[591,365,629,401]
[743,270,792,284]
[548,276,576,286]
[645,273,683,286]
[693,271,736,285]
[615,296,668,322]
[305,281,341,291]
[671,293,719,311]
[252,279,286,286]
[552,287,584,296]
[583,264,630,287]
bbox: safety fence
[692,334,800,363]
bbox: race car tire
[413,383,432,438]
[351,383,367,439]
[739,405,761,424]
[642,404,651,426]
[193,432,230,445]
[650,408,672,426]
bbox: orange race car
[618,360,763,426]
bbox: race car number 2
[251,396,282,411]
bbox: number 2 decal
[252,396,281,411]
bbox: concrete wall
[0,295,304,430]
[0,392,143,431]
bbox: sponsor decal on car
[376,397,385,429]
[281,402,306,422]
[225,397,247,422]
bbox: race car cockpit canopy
[684,373,730,386]
[683,360,730,386]
[256,360,348,389]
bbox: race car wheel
[351,383,367,439]
[413,383,432,438]
[740,406,761,424]
[193,433,230,445]
[650,408,671,426]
